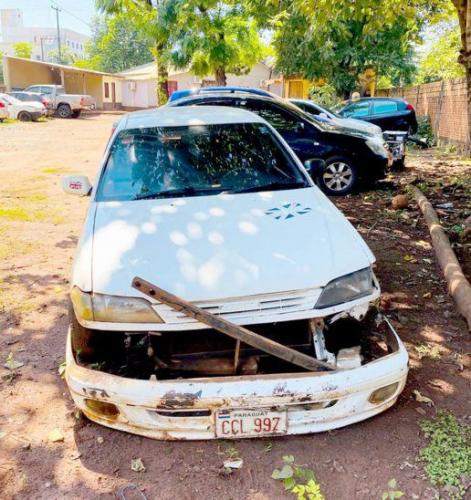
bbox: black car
[337,97,418,134]
[169,93,391,195]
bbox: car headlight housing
[366,138,389,158]
[315,268,374,309]
[71,287,163,323]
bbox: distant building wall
[378,78,468,150]
[0,9,88,62]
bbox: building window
[104,82,110,98]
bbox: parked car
[62,105,408,440]
[168,86,279,102]
[337,97,418,134]
[8,91,53,115]
[291,98,406,166]
[0,93,47,121]
[169,93,392,195]
[23,84,95,118]
[0,98,8,122]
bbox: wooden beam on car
[132,277,334,372]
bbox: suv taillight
[80,97,85,106]
[406,103,414,111]
[0,101,4,108]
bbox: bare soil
[0,115,470,500]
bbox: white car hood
[89,188,374,301]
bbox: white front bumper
[66,319,408,440]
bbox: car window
[97,122,307,202]
[27,86,41,93]
[342,101,370,117]
[238,101,300,132]
[372,100,398,114]
[40,86,54,95]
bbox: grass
[42,167,64,174]
[419,412,471,499]
[0,206,49,222]
[414,343,441,360]
[0,118,18,125]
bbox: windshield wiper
[229,181,308,194]
[134,186,222,200]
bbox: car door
[369,99,409,131]
[236,99,323,162]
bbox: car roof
[123,105,266,130]
[355,97,405,102]
[169,86,277,102]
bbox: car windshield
[96,122,308,202]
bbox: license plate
[215,409,288,438]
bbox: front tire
[18,111,32,122]
[57,103,72,118]
[319,156,358,196]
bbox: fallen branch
[411,186,471,331]
[132,277,334,371]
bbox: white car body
[0,93,46,120]
[64,106,408,440]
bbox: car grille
[153,288,321,325]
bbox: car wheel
[319,157,358,196]
[57,103,72,118]
[18,111,32,122]
[71,110,82,119]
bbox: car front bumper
[66,317,408,440]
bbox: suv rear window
[372,100,398,114]
[97,122,307,202]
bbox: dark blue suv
[169,93,392,195]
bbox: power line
[49,0,92,28]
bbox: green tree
[416,24,465,83]
[80,14,153,73]
[166,0,265,86]
[12,42,32,59]
[47,46,77,65]
[96,0,170,104]
[271,11,417,97]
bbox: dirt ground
[0,114,470,500]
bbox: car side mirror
[62,175,92,196]
[304,159,326,175]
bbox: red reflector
[0,102,4,108]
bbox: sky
[0,0,96,36]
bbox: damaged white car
[63,106,408,440]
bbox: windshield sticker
[265,203,312,220]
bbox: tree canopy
[76,13,154,73]
[12,42,32,59]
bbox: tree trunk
[215,67,227,86]
[453,0,471,153]
[155,43,168,106]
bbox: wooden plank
[132,277,334,371]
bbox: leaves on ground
[419,412,471,499]
[131,458,146,473]
[413,390,435,406]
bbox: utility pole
[51,5,62,64]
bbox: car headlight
[366,139,389,158]
[315,268,374,309]
[71,287,163,323]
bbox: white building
[119,61,283,109]
[0,9,89,62]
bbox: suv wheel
[57,103,72,118]
[319,157,358,196]
[18,111,32,122]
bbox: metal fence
[378,78,469,151]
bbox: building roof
[5,56,123,78]
[124,105,265,129]
[118,62,189,79]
